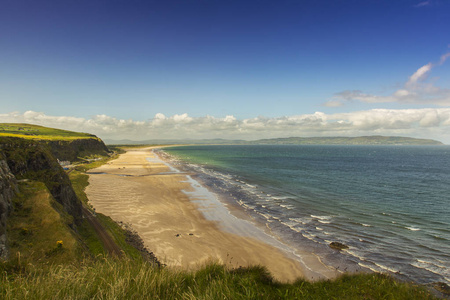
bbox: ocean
[160,145,450,285]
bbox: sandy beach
[85,147,337,282]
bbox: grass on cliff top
[1,257,437,299]
[0,123,97,141]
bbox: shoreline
[159,151,340,279]
[85,147,338,282]
[159,145,450,288]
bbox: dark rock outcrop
[0,152,18,259]
[329,241,349,251]
[46,138,110,162]
[0,137,82,223]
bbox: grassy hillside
[6,181,80,265]
[2,153,149,263]
[0,123,96,141]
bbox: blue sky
[1,0,450,142]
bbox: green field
[0,123,97,141]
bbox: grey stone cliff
[0,155,18,259]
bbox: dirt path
[82,206,122,257]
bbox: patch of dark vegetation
[431,281,450,296]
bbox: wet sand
[85,147,337,282]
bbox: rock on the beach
[329,242,349,250]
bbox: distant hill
[251,136,444,145]
[105,136,444,146]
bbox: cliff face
[0,152,18,259]
[0,138,82,223]
[46,138,110,162]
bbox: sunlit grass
[6,182,80,265]
[0,257,437,300]
[0,132,97,141]
[0,123,95,141]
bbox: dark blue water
[162,145,450,284]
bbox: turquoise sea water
[162,145,450,284]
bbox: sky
[1,0,450,143]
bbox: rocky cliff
[46,138,110,162]
[0,152,18,259]
[0,137,83,223]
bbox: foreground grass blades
[0,258,436,299]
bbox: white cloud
[334,90,396,103]
[406,63,432,86]
[414,1,431,8]
[1,109,450,143]
[440,52,450,64]
[323,100,344,107]
[333,53,450,106]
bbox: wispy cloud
[2,109,450,143]
[414,1,431,8]
[322,100,344,107]
[440,52,450,64]
[332,52,450,107]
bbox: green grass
[72,147,122,172]
[4,148,142,263]
[0,258,437,299]
[75,219,108,257]
[69,171,90,205]
[0,123,96,141]
[95,213,143,260]
[6,181,81,266]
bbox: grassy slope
[2,143,141,259]
[0,123,97,141]
[5,181,81,266]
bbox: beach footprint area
[85,147,335,283]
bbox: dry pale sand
[86,147,337,282]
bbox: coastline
[85,147,338,282]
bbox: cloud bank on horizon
[2,108,450,144]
